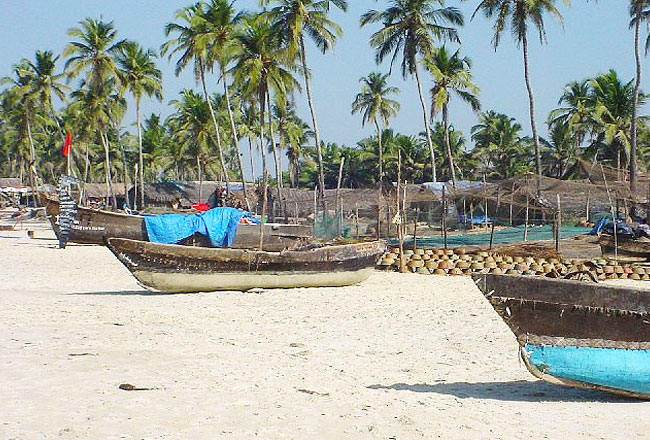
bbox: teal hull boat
[473,274,650,399]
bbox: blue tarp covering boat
[144,207,258,247]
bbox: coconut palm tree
[361,0,463,182]
[115,41,163,209]
[629,0,650,193]
[199,0,251,208]
[64,18,126,206]
[231,14,300,203]
[351,72,400,186]
[468,0,569,187]
[261,0,348,199]
[168,89,217,200]
[64,18,125,87]
[162,4,230,194]
[273,99,312,188]
[425,46,480,186]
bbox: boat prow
[473,273,650,399]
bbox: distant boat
[473,273,650,399]
[40,193,312,251]
[107,238,386,293]
[599,235,650,259]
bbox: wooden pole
[556,194,562,253]
[509,182,515,226]
[294,201,299,225]
[336,157,345,236]
[355,203,360,239]
[442,185,448,249]
[489,191,501,250]
[601,164,618,260]
[524,193,529,242]
[413,207,419,250]
[403,180,407,250]
[397,150,406,273]
[313,185,317,231]
[258,171,268,251]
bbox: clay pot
[417,267,430,275]
[433,268,447,275]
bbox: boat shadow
[68,290,168,296]
[367,380,640,403]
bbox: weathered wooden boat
[107,238,386,293]
[473,273,650,399]
[41,193,312,251]
[599,235,650,259]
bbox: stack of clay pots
[377,247,650,280]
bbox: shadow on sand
[68,290,165,296]
[367,380,639,403]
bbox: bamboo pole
[413,207,419,250]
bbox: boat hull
[130,267,375,293]
[108,238,386,293]
[473,273,650,399]
[599,236,650,258]
[521,344,650,398]
[41,193,312,250]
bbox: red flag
[62,131,72,156]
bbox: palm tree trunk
[120,143,130,209]
[199,61,229,196]
[221,65,251,211]
[374,119,383,239]
[522,32,542,196]
[136,95,144,210]
[300,35,325,199]
[25,117,38,207]
[197,155,203,202]
[267,90,285,219]
[100,131,116,209]
[414,63,437,182]
[248,137,256,182]
[442,103,457,186]
[84,142,90,184]
[631,10,642,195]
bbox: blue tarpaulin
[144,207,257,247]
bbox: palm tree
[274,99,312,187]
[64,18,125,206]
[115,41,163,209]
[629,1,650,194]
[351,72,400,186]
[168,89,217,200]
[425,46,480,186]
[231,14,300,205]
[64,18,125,88]
[162,4,230,195]
[261,0,348,199]
[199,0,251,208]
[361,0,463,182]
[469,0,569,189]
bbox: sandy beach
[2,227,649,439]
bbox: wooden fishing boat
[599,235,650,259]
[473,273,650,399]
[107,238,386,293]
[40,193,312,251]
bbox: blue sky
[0,1,642,171]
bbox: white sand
[1,228,649,439]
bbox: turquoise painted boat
[473,274,650,399]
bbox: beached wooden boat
[473,273,650,399]
[40,193,312,251]
[599,235,650,259]
[107,238,385,293]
